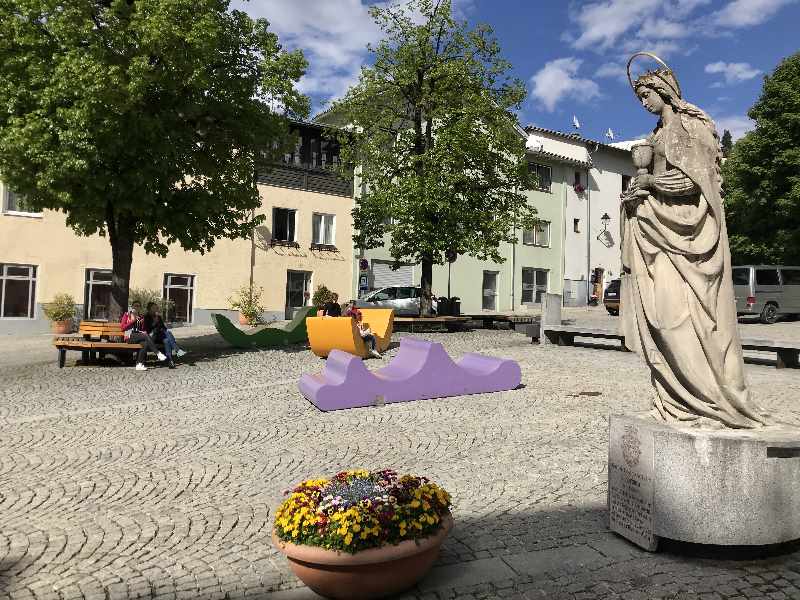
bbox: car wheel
[760,303,779,324]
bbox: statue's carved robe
[621,113,765,428]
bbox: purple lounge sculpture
[298,338,522,411]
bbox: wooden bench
[53,320,147,368]
[540,326,799,369]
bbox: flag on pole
[605,128,615,140]
[572,115,581,129]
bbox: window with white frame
[272,207,297,242]
[1,263,37,318]
[3,187,40,216]
[521,268,548,304]
[312,213,335,246]
[529,163,552,192]
[84,268,112,320]
[163,274,195,323]
[522,221,550,247]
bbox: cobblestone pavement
[2,314,800,600]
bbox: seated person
[349,308,381,358]
[344,299,361,320]
[144,302,187,369]
[121,301,166,371]
[322,293,342,317]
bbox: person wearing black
[144,302,186,369]
[322,293,342,317]
[121,301,166,371]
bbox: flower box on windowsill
[310,243,338,252]
[573,184,586,195]
[270,239,300,249]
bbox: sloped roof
[527,148,590,168]
[524,125,632,155]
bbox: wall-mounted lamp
[600,212,611,231]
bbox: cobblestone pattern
[2,319,800,600]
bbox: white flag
[572,115,581,129]
[605,128,615,140]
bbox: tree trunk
[420,256,434,317]
[107,205,135,321]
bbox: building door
[482,271,498,311]
[285,271,311,319]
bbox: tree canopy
[723,51,800,265]
[328,0,536,313]
[720,129,733,158]
[0,0,308,316]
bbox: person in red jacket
[121,301,166,371]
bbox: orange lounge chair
[307,309,394,358]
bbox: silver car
[356,286,434,316]
[733,265,800,324]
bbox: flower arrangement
[574,182,586,194]
[274,469,452,554]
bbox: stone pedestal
[540,294,562,346]
[608,413,800,550]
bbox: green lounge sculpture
[211,306,317,349]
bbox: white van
[732,265,800,324]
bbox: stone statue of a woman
[621,53,767,429]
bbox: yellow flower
[344,533,353,545]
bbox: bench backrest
[79,320,124,338]
[306,309,394,358]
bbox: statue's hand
[633,173,655,191]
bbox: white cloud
[596,62,627,81]
[638,18,692,39]
[529,58,601,112]
[569,0,660,50]
[705,61,762,84]
[232,0,475,107]
[713,115,754,140]
[712,0,798,27]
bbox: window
[1,263,37,318]
[529,163,552,192]
[523,221,551,247]
[397,287,416,299]
[622,174,632,194]
[732,268,750,286]
[574,218,580,233]
[163,274,195,323]
[84,268,112,319]
[756,269,780,286]
[522,268,548,304]
[781,269,800,285]
[574,171,581,186]
[524,222,548,246]
[273,207,297,242]
[3,187,39,216]
[312,213,335,245]
[371,287,397,301]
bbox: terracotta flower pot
[51,320,72,334]
[238,313,249,326]
[273,513,453,600]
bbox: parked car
[732,265,800,324]
[356,286,437,316]
[604,278,621,315]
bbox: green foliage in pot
[312,284,337,309]
[42,293,76,322]
[129,288,174,318]
[228,285,265,326]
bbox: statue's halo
[627,51,682,99]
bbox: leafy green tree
[723,52,800,265]
[720,129,733,158]
[328,0,536,315]
[0,0,308,317]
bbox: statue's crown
[637,68,681,99]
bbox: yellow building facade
[0,122,354,334]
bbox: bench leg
[544,331,559,345]
[777,350,799,369]
[89,350,97,363]
[58,349,66,369]
[81,349,89,364]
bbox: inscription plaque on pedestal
[608,416,657,550]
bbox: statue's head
[634,69,681,115]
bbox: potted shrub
[312,284,337,312]
[43,293,76,334]
[228,285,265,326]
[273,469,453,600]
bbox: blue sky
[232,0,800,142]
